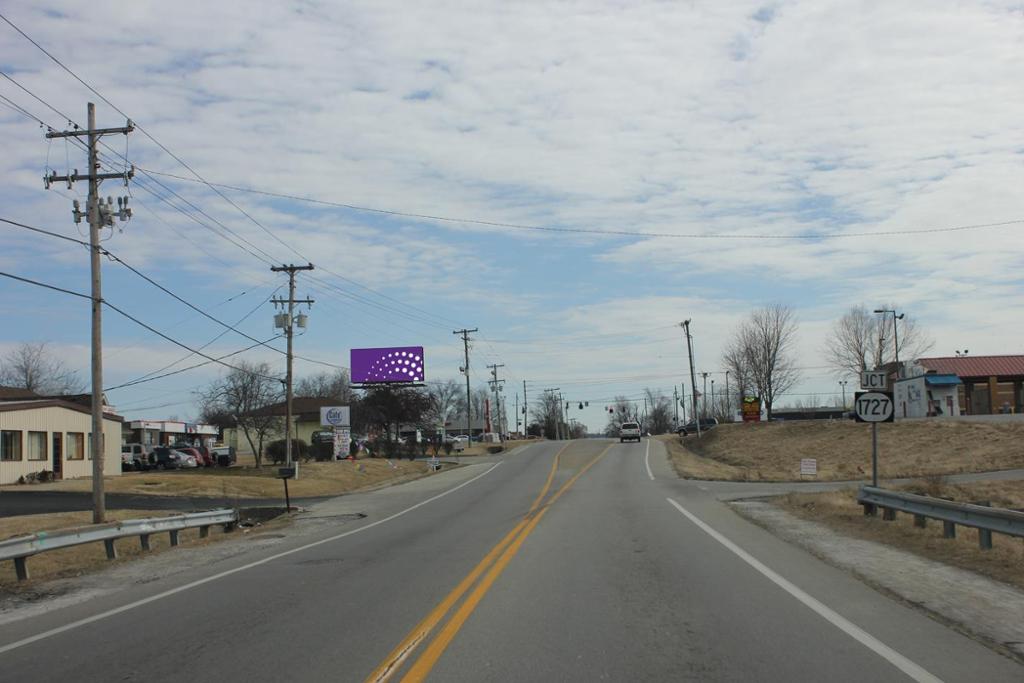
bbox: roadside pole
[271,264,314,473]
[855,370,894,501]
[453,328,478,442]
[871,422,879,487]
[680,320,702,438]
[43,104,134,524]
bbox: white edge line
[644,438,654,481]
[664,497,943,683]
[0,462,504,656]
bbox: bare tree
[603,395,636,436]
[0,342,86,395]
[198,361,283,468]
[295,369,354,402]
[426,379,462,431]
[824,304,934,377]
[723,304,801,420]
[532,391,564,439]
[643,388,673,434]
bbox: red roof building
[916,355,1024,415]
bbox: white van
[619,422,641,443]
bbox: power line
[134,167,1024,242]
[0,269,282,382]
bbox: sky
[0,1,1022,433]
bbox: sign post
[855,390,894,488]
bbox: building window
[27,431,47,461]
[1,430,22,461]
[67,432,85,460]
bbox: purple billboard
[351,346,425,384]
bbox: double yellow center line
[367,442,610,683]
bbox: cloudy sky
[1,1,1022,431]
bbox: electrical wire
[0,269,282,382]
[135,167,1024,242]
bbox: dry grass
[775,481,1024,590]
[0,509,260,591]
[1,459,437,498]
[660,419,1024,482]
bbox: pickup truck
[619,422,641,443]
[121,443,150,471]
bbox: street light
[874,309,905,372]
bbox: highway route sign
[855,391,894,423]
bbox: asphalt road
[0,439,1020,682]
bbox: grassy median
[661,419,1024,482]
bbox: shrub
[486,445,504,455]
[267,439,309,465]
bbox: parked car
[121,443,150,471]
[149,447,183,470]
[677,418,719,436]
[619,421,642,443]
[176,450,199,468]
[173,446,214,467]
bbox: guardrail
[0,509,238,581]
[857,486,1024,550]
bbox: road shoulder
[733,498,1024,664]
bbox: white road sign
[800,458,818,477]
[860,371,888,390]
[855,391,894,423]
[320,406,351,427]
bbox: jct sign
[860,371,888,391]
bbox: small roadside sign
[860,371,888,390]
[855,391,894,423]
[800,458,817,477]
[320,406,351,427]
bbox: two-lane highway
[0,439,1020,681]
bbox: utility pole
[680,321,702,438]
[44,103,134,524]
[725,371,731,422]
[271,264,314,471]
[522,380,528,434]
[487,363,505,442]
[701,373,709,419]
[454,328,478,439]
[673,386,680,425]
[514,392,519,435]
[711,379,716,420]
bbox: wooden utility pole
[680,320,702,438]
[453,328,477,440]
[487,363,505,442]
[271,264,314,470]
[44,103,134,523]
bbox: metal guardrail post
[1,509,238,581]
[857,487,1024,551]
